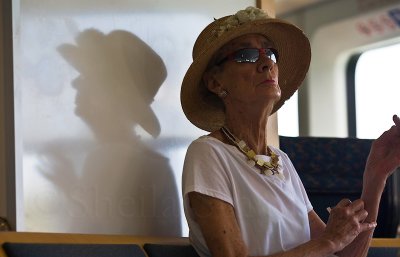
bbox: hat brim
[181,18,311,132]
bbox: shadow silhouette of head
[58,29,167,139]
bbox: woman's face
[207,34,281,112]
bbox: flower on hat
[213,6,269,37]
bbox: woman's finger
[335,198,352,208]
[393,115,400,135]
[355,208,368,223]
[359,221,378,233]
[393,114,400,125]
[349,199,365,212]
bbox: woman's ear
[203,68,223,95]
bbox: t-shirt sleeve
[182,138,234,206]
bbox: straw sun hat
[180,6,311,132]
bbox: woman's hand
[317,116,400,257]
[321,199,377,252]
[364,114,400,181]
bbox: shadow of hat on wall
[58,29,167,138]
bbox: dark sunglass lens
[234,49,259,63]
[266,49,278,63]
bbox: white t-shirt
[182,136,313,257]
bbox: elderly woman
[180,6,400,257]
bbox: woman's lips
[260,79,276,85]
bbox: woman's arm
[189,192,374,257]
[336,115,400,257]
[188,192,248,257]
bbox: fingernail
[326,207,332,213]
[370,222,377,228]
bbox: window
[278,92,299,136]
[348,42,400,139]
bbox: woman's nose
[257,54,274,72]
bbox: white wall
[14,0,254,236]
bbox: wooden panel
[0,0,6,220]
[0,0,16,230]
[370,238,400,248]
[257,0,276,17]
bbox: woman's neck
[223,106,271,155]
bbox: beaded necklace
[220,126,284,179]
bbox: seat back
[2,243,145,257]
[279,136,400,238]
[143,243,200,257]
[0,232,191,257]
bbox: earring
[218,90,228,98]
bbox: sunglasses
[216,48,279,65]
